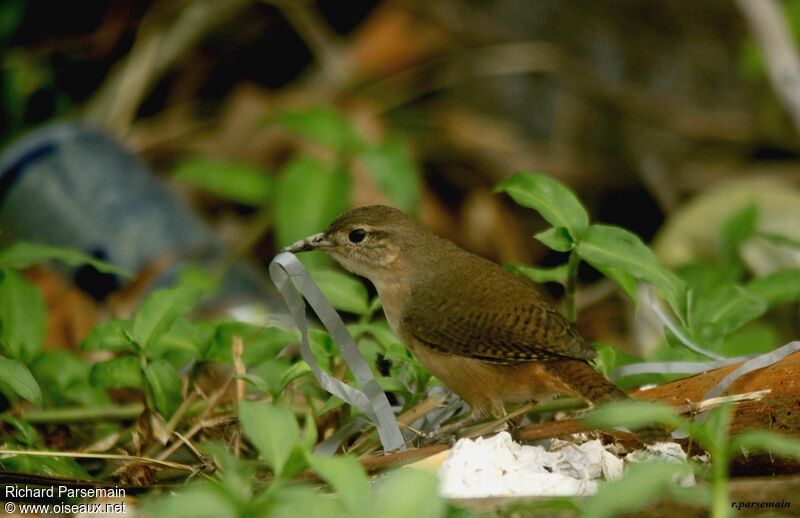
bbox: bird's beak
[282,233,332,253]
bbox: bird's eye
[348,228,367,243]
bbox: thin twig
[518,389,773,442]
[172,431,206,462]
[232,336,246,403]
[83,0,252,135]
[350,394,448,456]
[262,0,349,86]
[153,380,232,461]
[143,391,200,458]
[367,42,753,142]
[367,391,774,470]
[156,415,237,462]
[463,401,537,438]
[0,449,194,472]
[360,444,450,473]
[232,335,246,458]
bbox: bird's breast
[372,279,412,334]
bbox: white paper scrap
[438,432,620,498]
[437,432,690,498]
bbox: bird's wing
[400,261,596,363]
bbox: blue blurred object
[0,122,278,307]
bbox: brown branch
[83,0,252,136]
[367,42,754,142]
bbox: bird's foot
[421,413,480,446]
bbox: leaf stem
[710,447,731,518]
[21,404,144,424]
[565,251,580,322]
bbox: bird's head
[282,205,429,280]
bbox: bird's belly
[403,337,576,415]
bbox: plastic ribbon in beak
[269,251,406,453]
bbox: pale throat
[331,247,411,332]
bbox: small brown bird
[285,205,636,427]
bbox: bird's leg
[463,401,536,438]
[422,408,485,445]
[423,400,513,445]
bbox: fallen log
[629,351,800,437]
[363,352,800,474]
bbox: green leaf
[757,231,800,251]
[309,268,370,315]
[720,324,779,358]
[139,484,239,518]
[81,319,135,352]
[309,329,335,371]
[0,355,42,406]
[576,224,687,320]
[693,403,732,453]
[591,342,641,381]
[583,400,685,430]
[144,359,183,419]
[274,157,351,266]
[731,430,800,460]
[748,269,800,308]
[372,468,445,518]
[319,395,345,415]
[132,286,203,349]
[172,157,273,206]
[594,264,638,304]
[268,485,348,518]
[0,447,91,479]
[582,462,692,518]
[246,358,295,397]
[719,204,758,263]
[236,373,271,394]
[375,376,408,394]
[358,141,420,214]
[348,321,402,350]
[206,321,297,364]
[201,442,256,504]
[0,242,126,275]
[278,361,313,393]
[239,401,301,477]
[507,263,568,285]
[302,410,318,449]
[535,227,575,252]
[272,105,360,153]
[0,269,45,362]
[496,173,589,235]
[1,414,40,445]
[678,262,740,294]
[146,318,207,361]
[90,356,144,389]
[0,0,25,40]
[689,284,767,346]
[306,453,370,515]
[31,350,108,407]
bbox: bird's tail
[542,359,668,443]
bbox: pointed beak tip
[281,233,329,254]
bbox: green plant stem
[21,404,144,424]
[710,448,730,518]
[527,396,586,417]
[565,251,580,323]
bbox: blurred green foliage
[499,172,800,389]
[2,162,800,514]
